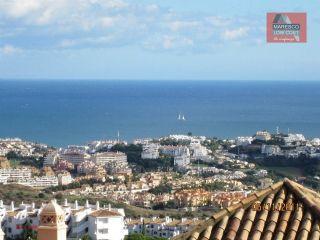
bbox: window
[99,229,108,234]
[100,218,108,224]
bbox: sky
[0,0,319,80]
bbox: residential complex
[0,200,127,240]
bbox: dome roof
[41,200,65,216]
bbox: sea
[0,80,319,147]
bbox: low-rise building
[0,200,128,240]
[57,171,73,186]
[174,147,190,168]
[0,168,32,182]
[141,144,160,159]
[254,130,272,141]
[59,148,90,166]
[261,144,282,156]
[92,152,127,165]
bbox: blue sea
[0,80,319,147]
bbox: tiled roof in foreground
[173,178,320,240]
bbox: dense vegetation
[248,154,320,190]
[202,181,228,191]
[148,184,172,195]
[125,234,166,240]
[6,151,44,168]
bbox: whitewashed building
[254,131,272,141]
[92,152,127,165]
[141,144,160,159]
[174,147,190,168]
[0,200,128,240]
[261,145,282,156]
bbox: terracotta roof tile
[224,209,244,240]
[273,194,294,240]
[200,225,212,240]
[174,179,320,240]
[310,220,320,240]
[211,216,228,240]
[89,209,121,217]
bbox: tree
[81,234,92,240]
[19,221,37,240]
[125,233,167,240]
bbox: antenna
[117,130,120,142]
[276,126,279,135]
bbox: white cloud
[221,27,249,40]
[0,44,21,55]
[1,0,41,18]
[168,21,200,31]
[0,0,261,53]
[206,16,232,27]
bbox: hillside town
[0,130,320,239]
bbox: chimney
[96,201,100,210]
[108,204,111,211]
[75,200,79,210]
[32,202,35,210]
[85,200,89,208]
[64,199,68,206]
[11,201,14,211]
[0,200,3,208]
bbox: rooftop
[173,178,320,240]
[89,209,122,217]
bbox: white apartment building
[0,176,7,184]
[88,208,127,240]
[127,217,201,239]
[43,151,59,166]
[0,167,60,188]
[174,146,191,168]
[160,146,178,156]
[0,168,32,182]
[59,150,91,165]
[311,138,320,146]
[141,144,160,159]
[261,144,282,156]
[284,133,306,146]
[254,131,272,141]
[18,176,59,188]
[92,152,127,165]
[235,136,253,146]
[0,200,128,240]
[133,138,153,145]
[189,142,209,159]
[57,172,73,186]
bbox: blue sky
[0,0,319,80]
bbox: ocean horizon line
[1,79,320,82]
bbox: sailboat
[178,114,181,120]
[182,115,186,121]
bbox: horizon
[1,79,320,82]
